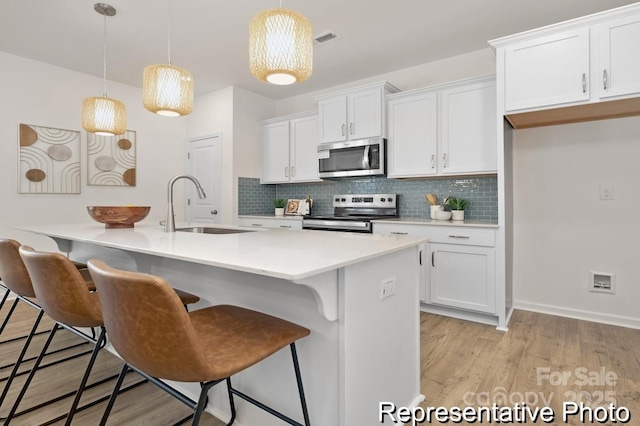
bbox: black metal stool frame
[100,342,311,426]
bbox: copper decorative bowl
[87,206,151,229]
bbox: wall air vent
[314,31,340,47]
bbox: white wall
[275,48,496,115]
[512,116,640,327]
[0,52,186,251]
[186,86,276,223]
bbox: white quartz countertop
[17,223,426,281]
[372,218,499,228]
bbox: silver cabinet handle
[431,251,435,267]
[341,124,345,136]
[442,153,447,168]
[419,250,423,266]
[582,73,587,94]
[284,166,289,178]
[251,223,263,227]
[431,154,435,169]
[448,235,470,239]
[603,69,608,91]
[349,122,354,135]
[291,166,295,177]
[211,210,218,215]
[390,231,408,235]
[279,225,291,229]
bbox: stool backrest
[19,246,103,328]
[0,239,36,298]
[87,259,212,381]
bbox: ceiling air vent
[314,31,340,47]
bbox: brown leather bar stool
[0,239,95,413]
[7,245,202,425]
[87,259,312,426]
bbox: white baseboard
[513,300,640,330]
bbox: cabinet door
[261,121,291,183]
[598,15,640,99]
[318,96,347,143]
[505,28,590,111]
[290,115,321,182]
[387,92,437,177]
[348,88,384,140]
[439,80,497,174]
[430,243,495,313]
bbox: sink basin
[176,227,254,235]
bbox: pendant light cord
[102,9,108,97]
[167,0,172,65]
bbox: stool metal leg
[100,364,130,426]
[0,286,9,315]
[291,343,311,426]
[225,377,236,426]
[193,380,220,426]
[0,298,20,338]
[0,308,45,408]
[3,324,59,424]
[64,326,106,426]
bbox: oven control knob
[341,198,346,202]
[335,198,340,202]
[380,197,386,202]
[388,197,393,202]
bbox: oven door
[318,138,385,178]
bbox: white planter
[275,208,285,216]
[451,210,465,221]
[429,205,444,219]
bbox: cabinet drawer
[237,217,302,230]
[426,226,495,247]
[373,223,495,247]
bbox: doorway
[186,134,222,224]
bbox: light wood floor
[2,298,640,425]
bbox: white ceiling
[1,0,637,100]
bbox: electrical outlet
[599,185,615,200]
[381,278,396,299]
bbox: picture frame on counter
[285,199,302,215]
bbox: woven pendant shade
[249,8,312,85]
[143,64,193,116]
[82,96,127,136]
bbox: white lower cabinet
[430,243,495,314]
[373,222,497,314]
[237,217,302,230]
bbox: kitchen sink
[175,227,255,234]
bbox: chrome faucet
[164,175,206,232]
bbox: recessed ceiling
[0,0,636,100]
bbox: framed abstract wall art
[87,130,136,186]
[18,123,81,194]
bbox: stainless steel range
[302,194,397,233]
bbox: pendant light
[143,0,193,116]
[249,2,313,85]
[82,3,127,136]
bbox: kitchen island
[17,222,426,426]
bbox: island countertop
[16,222,427,281]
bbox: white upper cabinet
[387,91,438,177]
[598,14,640,99]
[494,3,640,116]
[504,28,590,111]
[316,82,399,144]
[261,121,290,184]
[260,112,321,184]
[440,78,497,175]
[387,75,497,178]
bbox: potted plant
[448,197,468,221]
[274,199,286,216]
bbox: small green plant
[448,197,468,211]
[274,198,286,208]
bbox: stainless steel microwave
[317,138,385,178]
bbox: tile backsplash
[238,175,498,222]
